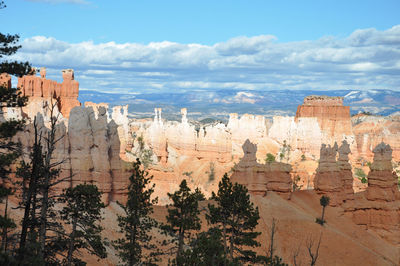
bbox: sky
[1,0,400,93]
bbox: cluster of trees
[0,99,107,265]
[114,162,286,266]
[0,4,107,263]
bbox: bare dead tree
[292,241,302,266]
[306,232,322,266]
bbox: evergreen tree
[0,187,16,252]
[57,184,107,266]
[0,0,32,77]
[162,179,205,265]
[0,1,31,260]
[17,105,70,264]
[316,196,330,225]
[184,228,231,266]
[113,158,159,266]
[208,173,261,264]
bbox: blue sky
[1,0,400,93]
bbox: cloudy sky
[1,0,400,93]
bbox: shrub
[265,153,276,163]
[355,168,367,183]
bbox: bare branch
[306,232,322,266]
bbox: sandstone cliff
[313,141,354,206]
[17,68,80,118]
[269,95,356,159]
[352,114,400,162]
[230,139,292,199]
[345,143,400,245]
[15,103,132,205]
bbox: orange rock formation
[296,95,352,137]
[346,143,400,244]
[352,114,400,162]
[17,68,80,118]
[230,139,292,199]
[313,141,354,206]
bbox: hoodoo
[230,139,292,199]
[346,143,400,244]
[17,68,81,118]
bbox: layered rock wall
[17,68,80,118]
[313,141,354,206]
[296,95,353,137]
[230,139,292,198]
[15,104,132,205]
[352,115,400,162]
[346,143,400,244]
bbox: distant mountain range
[78,89,400,121]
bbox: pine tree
[162,179,205,265]
[113,158,159,266]
[316,195,330,225]
[17,104,71,264]
[57,184,107,266]
[0,187,16,252]
[0,1,31,259]
[208,173,261,264]
[185,227,230,266]
[1,0,32,77]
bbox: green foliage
[16,108,69,264]
[207,174,261,263]
[354,168,367,183]
[258,255,288,266]
[316,196,330,226]
[132,134,154,169]
[292,175,302,191]
[114,159,159,266]
[58,184,106,265]
[162,179,205,264]
[320,196,330,207]
[354,168,366,178]
[397,170,400,189]
[182,171,193,177]
[265,153,276,163]
[278,140,291,162]
[301,154,306,161]
[180,228,232,266]
[0,32,32,77]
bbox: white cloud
[11,25,400,93]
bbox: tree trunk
[177,229,184,265]
[1,195,8,252]
[222,223,228,258]
[19,119,41,258]
[229,235,234,261]
[39,112,57,260]
[38,182,49,260]
[129,223,137,266]
[66,215,78,266]
[321,206,326,222]
[19,152,39,258]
